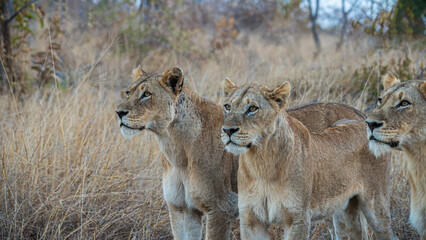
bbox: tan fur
[222,80,393,239]
[116,67,239,240]
[383,73,401,90]
[131,65,147,81]
[117,67,358,240]
[366,79,426,239]
[420,81,426,98]
[224,78,237,98]
[116,67,391,239]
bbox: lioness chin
[221,79,393,239]
[366,74,426,240]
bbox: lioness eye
[249,106,258,112]
[140,92,151,99]
[224,104,231,111]
[398,100,410,107]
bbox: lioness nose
[366,121,383,131]
[223,127,239,136]
[116,110,129,119]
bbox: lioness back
[287,102,365,132]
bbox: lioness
[366,74,426,240]
[221,79,393,239]
[116,66,239,239]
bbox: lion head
[115,66,184,137]
[221,78,291,155]
[366,74,426,157]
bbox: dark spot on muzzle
[370,136,399,148]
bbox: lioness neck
[155,87,211,167]
[404,143,426,200]
[242,112,307,180]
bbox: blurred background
[0,0,425,239]
[1,0,425,95]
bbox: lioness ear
[131,65,148,82]
[383,73,400,90]
[269,81,291,109]
[161,67,184,95]
[420,81,426,99]
[223,78,237,98]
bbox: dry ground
[0,31,423,239]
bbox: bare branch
[308,0,320,20]
[5,0,37,25]
[307,0,313,19]
[314,0,320,19]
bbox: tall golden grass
[0,28,423,239]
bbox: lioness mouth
[369,136,399,148]
[120,123,145,131]
[226,141,252,148]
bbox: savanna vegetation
[0,0,425,239]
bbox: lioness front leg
[168,204,203,240]
[205,210,232,240]
[283,212,310,240]
[205,192,238,240]
[360,197,393,240]
[240,208,270,240]
[325,216,348,240]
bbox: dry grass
[0,28,423,239]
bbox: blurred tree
[392,0,425,37]
[0,0,37,92]
[212,17,239,50]
[307,0,320,57]
[68,0,89,29]
[336,0,358,50]
[280,0,303,18]
[354,0,425,39]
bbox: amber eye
[224,104,231,111]
[141,92,151,99]
[248,106,258,112]
[399,100,410,107]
